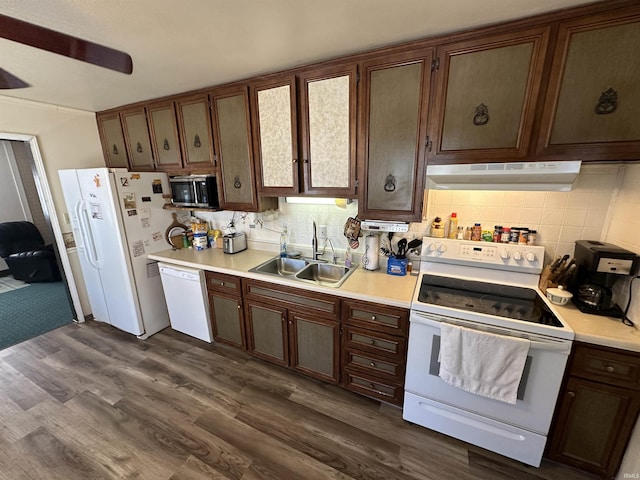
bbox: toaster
[222,232,247,254]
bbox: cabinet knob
[369,339,376,345]
[371,315,376,321]
[220,282,224,286]
[292,158,298,164]
[236,305,240,310]
[605,365,615,373]
[369,383,375,389]
[370,361,376,367]
[288,320,292,325]
[567,391,576,398]
[163,138,170,150]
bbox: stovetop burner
[417,274,563,327]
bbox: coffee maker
[571,240,639,317]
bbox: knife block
[538,265,558,294]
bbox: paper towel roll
[362,234,380,271]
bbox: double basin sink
[249,256,358,288]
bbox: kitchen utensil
[546,286,573,305]
[165,213,188,248]
[397,238,408,259]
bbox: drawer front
[343,370,403,406]
[342,300,408,336]
[343,325,406,360]
[244,279,340,318]
[343,348,404,381]
[572,344,640,390]
[206,271,242,297]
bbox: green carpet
[0,280,74,350]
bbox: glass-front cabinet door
[300,64,357,197]
[428,27,550,164]
[210,86,258,211]
[121,107,154,171]
[358,50,433,222]
[147,101,182,170]
[537,7,640,161]
[96,112,129,168]
[251,75,298,195]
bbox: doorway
[0,138,78,350]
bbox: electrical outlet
[318,224,327,239]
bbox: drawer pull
[605,365,615,373]
[370,361,376,367]
[568,391,576,398]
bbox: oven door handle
[410,311,572,353]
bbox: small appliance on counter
[222,232,247,254]
[570,240,639,317]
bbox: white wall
[0,95,105,311]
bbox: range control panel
[421,238,546,273]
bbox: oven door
[404,310,571,435]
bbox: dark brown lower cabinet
[206,271,246,349]
[547,343,640,479]
[243,279,341,384]
[341,299,409,406]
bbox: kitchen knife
[548,256,562,272]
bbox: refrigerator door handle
[77,200,101,270]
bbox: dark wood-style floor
[0,320,596,480]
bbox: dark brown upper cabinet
[176,93,216,171]
[537,6,640,161]
[121,106,154,171]
[251,64,357,198]
[96,111,129,168]
[146,101,182,171]
[358,49,433,222]
[428,27,550,165]
[250,75,299,196]
[210,85,274,212]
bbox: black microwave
[169,175,219,209]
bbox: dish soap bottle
[447,212,458,239]
[279,227,287,258]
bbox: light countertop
[148,246,418,309]
[148,247,640,353]
[552,302,640,353]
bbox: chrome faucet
[327,238,338,264]
[312,221,320,260]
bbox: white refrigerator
[58,168,173,338]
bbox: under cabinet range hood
[426,161,581,191]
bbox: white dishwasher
[158,263,212,342]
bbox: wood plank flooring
[0,320,597,480]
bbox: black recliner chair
[0,221,61,283]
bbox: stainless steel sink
[250,257,309,276]
[249,256,357,287]
[295,262,357,287]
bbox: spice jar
[500,227,510,243]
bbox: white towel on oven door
[438,323,530,404]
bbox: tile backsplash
[424,163,621,263]
[193,162,640,324]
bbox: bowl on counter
[546,286,573,306]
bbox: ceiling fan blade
[0,67,30,89]
[0,13,133,75]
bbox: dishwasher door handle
[159,265,200,282]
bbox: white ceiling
[0,0,595,112]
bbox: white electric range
[403,238,574,467]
